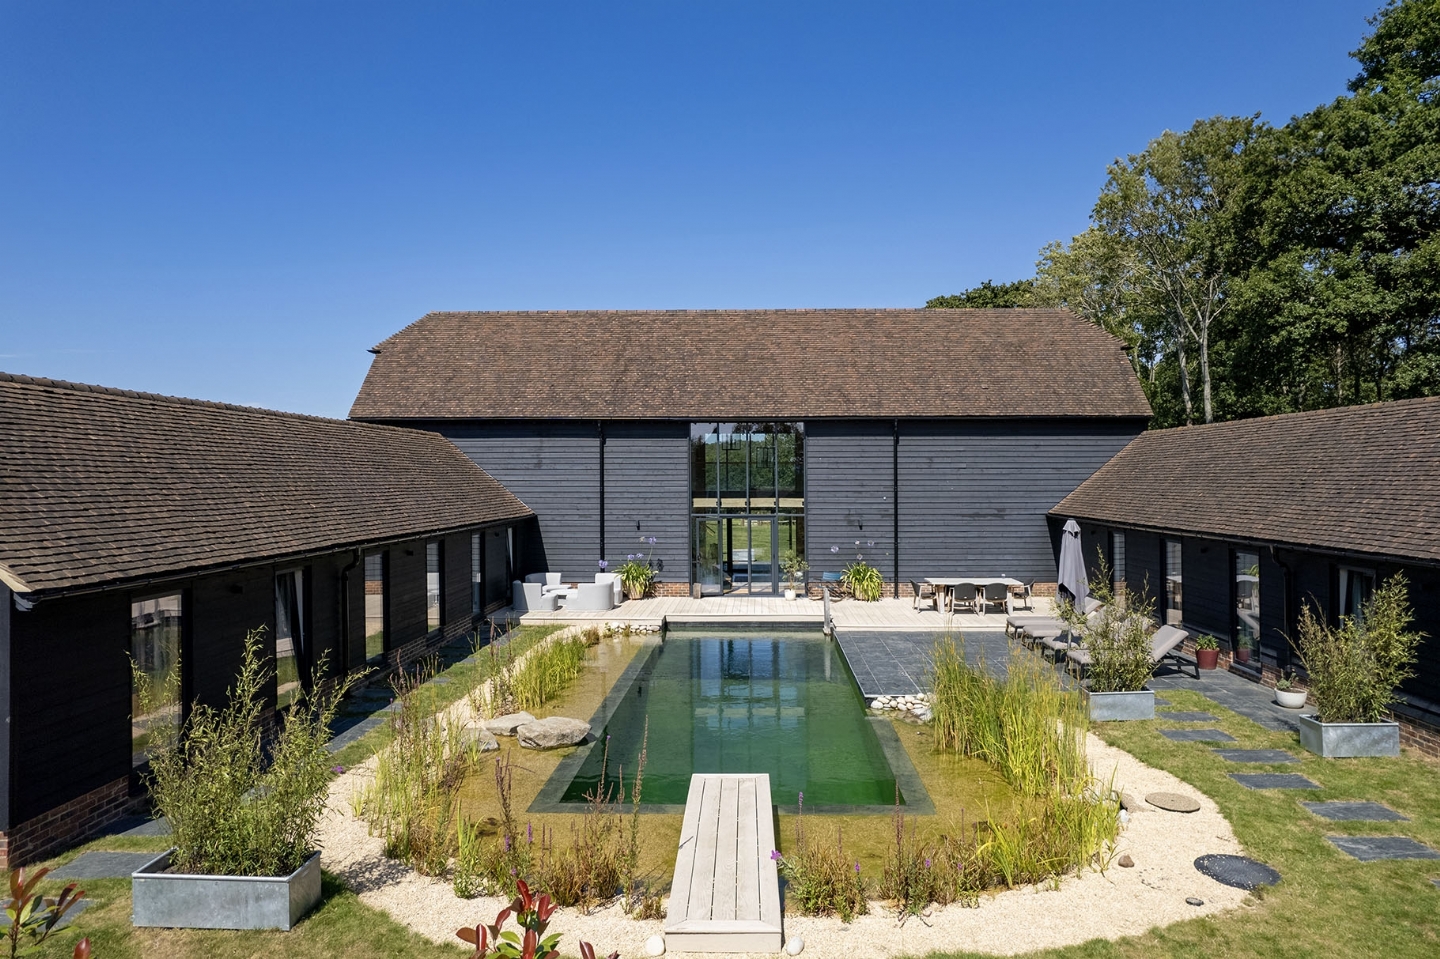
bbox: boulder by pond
[461,725,500,752]
[516,717,591,750]
[485,712,537,736]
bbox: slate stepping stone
[1159,711,1219,722]
[1153,697,1171,706]
[1432,878,1440,889]
[1230,773,1320,790]
[1194,854,1282,890]
[1302,801,1408,822]
[0,899,90,931]
[50,851,161,879]
[1213,749,1299,764]
[1328,836,1440,861]
[1161,728,1237,743]
[1146,791,1201,813]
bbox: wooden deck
[664,773,783,953]
[514,595,1048,631]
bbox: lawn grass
[925,686,1440,959]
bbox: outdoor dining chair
[949,583,979,614]
[980,582,1009,614]
[910,580,938,612]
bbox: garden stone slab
[1194,854,1281,890]
[1158,711,1219,722]
[1327,836,1440,861]
[0,898,90,931]
[1230,773,1321,790]
[516,716,591,750]
[1212,749,1299,764]
[51,851,161,879]
[1302,801,1408,822]
[485,711,538,736]
[1152,697,1171,706]
[1146,791,1201,813]
[1160,728,1236,742]
[462,725,500,753]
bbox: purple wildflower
[504,835,511,852]
[647,536,657,545]
[598,559,608,569]
[855,862,861,874]
[527,823,533,844]
[770,850,782,862]
[925,858,932,868]
[830,546,839,553]
[332,765,345,774]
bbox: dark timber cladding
[350,309,1151,588]
[0,372,534,865]
[1055,397,1440,731]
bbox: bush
[1293,573,1424,723]
[147,628,355,877]
[1083,607,1157,693]
[774,796,868,921]
[842,560,884,602]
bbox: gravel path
[317,654,1247,956]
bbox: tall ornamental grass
[147,629,354,877]
[1294,573,1424,724]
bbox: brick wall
[0,777,138,869]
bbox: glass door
[694,517,724,595]
[720,515,778,594]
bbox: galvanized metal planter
[132,849,321,930]
[1083,688,1155,721]
[1296,714,1400,758]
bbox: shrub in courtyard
[1059,551,1159,693]
[842,560,884,602]
[1293,573,1424,724]
[773,793,868,921]
[357,658,478,875]
[147,628,355,876]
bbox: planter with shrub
[1273,671,1308,709]
[1291,574,1421,758]
[1067,564,1157,721]
[133,629,354,930]
[1194,635,1220,670]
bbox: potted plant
[1234,633,1255,664]
[618,536,659,601]
[1078,606,1158,720]
[1194,635,1220,670]
[780,551,808,601]
[1273,671,1308,709]
[1290,573,1421,758]
[841,560,883,602]
[133,629,355,930]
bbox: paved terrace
[513,594,1301,734]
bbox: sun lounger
[1065,624,1194,680]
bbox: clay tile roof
[348,309,1152,421]
[1052,396,1440,564]
[0,372,532,595]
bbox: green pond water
[558,630,902,807]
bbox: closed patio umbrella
[1057,518,1088,608]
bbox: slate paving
[1213,749,1300,764]
[1149,667,1300,732]
[1158,711,1219,722]
[1160,728,1237,743]
[1302,801,1408,822]
[1194,854,1282,890]
[50,851,160,880]
[1230,773,1321,790]
[835,629,1010,697]
[1327,836,1440,861]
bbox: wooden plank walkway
[514,595,1049,631]
[664,774,783,953]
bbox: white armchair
[513,580,557,612]
[568,581,614,611]
[595,572,623,605]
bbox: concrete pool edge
[528,629,936,816]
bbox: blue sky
[1,1,1379,417]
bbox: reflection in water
[561,632,899,807]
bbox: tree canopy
[928,0,1440,428]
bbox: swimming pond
[538,629,929,812]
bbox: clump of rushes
[773,792,869,922]
[147,629,357,877]
[357,658,478,876]
[481,632,589,716]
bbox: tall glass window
[1162,538,1183,626]
[690,423,804,594]
[1338,567,1375,621]
[1110,531,1126,595]
[364,552,387,662]
[274,569,307,711]
[471,533,483,617]
[426,540,443,634]
[1234,550,1260,661]
[131,593,183,769]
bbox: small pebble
[784,935,805,955]
[644,934,666,956]
[1186,897,1204,906]
[1118,854,1134,868]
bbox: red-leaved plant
[457,879,618,959]
[5,866,89,959]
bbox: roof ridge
[0,370,421,436]
[1138,395,1440,439]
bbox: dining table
[923,576,1024,614]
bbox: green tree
[925,278,1038,308]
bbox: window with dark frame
[274,568,309,711]
[130,592,183,770]
[1162,537,1183,626]
[1233,550,1260,660]
[426,540,443,634]
[364,552,387,662]
[1338,566,1375,622]
[1110,531,1126,594]
[471,532,482,618]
